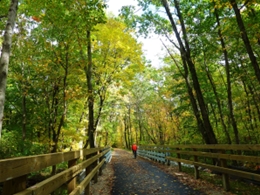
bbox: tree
[120,0,260,145]
[229,0,260,83]
[121,0,218,144]
[0,0,18,138]
[90,18,144,147]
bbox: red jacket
[132,144,137,151]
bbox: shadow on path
[111,148,204,195]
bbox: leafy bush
[0,130,48,159]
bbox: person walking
[132,143,138,159]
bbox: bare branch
[0,15,7,19]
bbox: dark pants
[132,150,137,158]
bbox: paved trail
[111,148,204,195]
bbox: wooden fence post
[220,150,230,191]
[93,150,98,183]
[2,175,27,195]
[166,147,171,166]
[193,148,199,179]
[68,158,77,193]
[84,154,92,195]
[177,148,182,172]
[99,148,103,176]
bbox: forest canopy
[0,0,260,158]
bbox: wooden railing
[138,144,260,191]
[0,146,111,195]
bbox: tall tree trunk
[50,82,59,153]
[22,64,27,141]
[0,0,18,138]
[158,124,164,145]
[55,49,69,150]
[123,115,129,148]
[143,125,157,144]
[135,106,144,142]
[229,0,260,83]
[128,105,132,145]
[22,90,26,140]
[161,0,217,144]
[94,88,106,131]
[202,46,230,142]
[214,4,239,144]
[138,119,143,142]
[161,40,210,144]
[86,30,95,148]
[247,85,260,126]
[51,46,69,175]
[238,59,260,128]
[244,84,255,132]
[50,83,59,175]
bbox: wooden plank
[166,157,260,182]
[14,155,100,195]
[2,175,27,195]
[170,150,260,163]
[68,159,77,193]
[82,147,102,157]
[193,162,260,182]
[140,144,260,151]
[0,147,109,183]
[220,150,230,191]
[176,148,182,172]
[193,149,199,179]
[0,151,81,182]
[99,149,103,176]
[166,144,260,151]
[166,157,194,165]
[84,153,92,195]
[83,148,109,195]
[69,159,105,195]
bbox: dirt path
[111,148,204,195]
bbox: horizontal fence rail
[0,146,111,195]
[138,144,260,191]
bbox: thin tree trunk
[86,30,95,148]
[161,40,210,144]
[143,125,157,144]
[123,115,129,148]
[214,3,239,144]
[128,105,132,145]
[238,59,260,128]
[51,46,69,175]
[241,80,255,132]
[94,89,106,131]
[138,119,143,142]
[161,0,217,144]
[247,85,260,126]
[49,81,59,153]
[55,49,69,150]
[21,64,27,141]
[0,0,18,138]
[22,93,26,140]
[202,49,231,143]
[229,0,260,83]
[135,106,144,142]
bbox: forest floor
[90,148,260,195]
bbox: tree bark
[161,0,217,144]
[0,0,18,138]
[161,40,209,143]
[21,64,27,140]
[214,4,237,144]
[229,0,260,83]
[86,30,95,148]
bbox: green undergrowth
[181,166,260,195]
